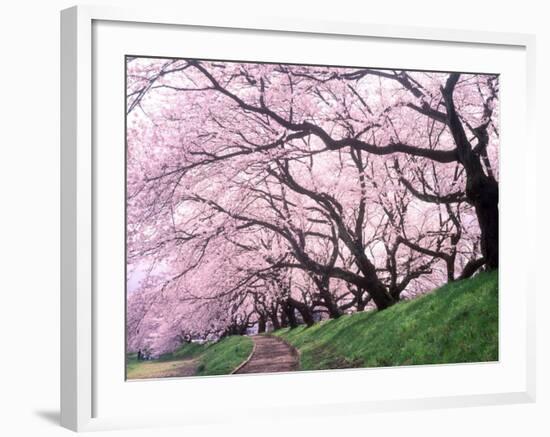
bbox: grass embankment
[273,270,498,370]
[126,335,253,379]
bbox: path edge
[230,337,257,374]
[269,334,301,371]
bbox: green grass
[194,335,254,376]
[273,270,498,370]
[126,335,253,379]
[156,341,207,361]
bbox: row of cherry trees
[126,58,499,356]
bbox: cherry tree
[126,57,498,355]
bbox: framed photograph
[61,5,536,432]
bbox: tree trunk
[446,256,456,282]
[280,311,288,328]
[356,295,365,312]
[442,73,499,271]
[282,302,298,329]
[289,298,315,327]
[298,307,315,327]
[317,284,342,318]
[467,175,499,270]
[269,313,281,331]
[257,316,266,333]
[362,279,395,310]
[459,257,486,280]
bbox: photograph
[125,57,499,380]
[1,0,544,435]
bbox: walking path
[235,335,299,374]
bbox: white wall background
[0,1,547,436]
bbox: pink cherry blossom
[126,58,499,355]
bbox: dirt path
[235,335,299,374]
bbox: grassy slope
[194,335,254,376]
[126,335,253,379]
[273,270,498,370]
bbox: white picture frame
[60,5,536,432]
